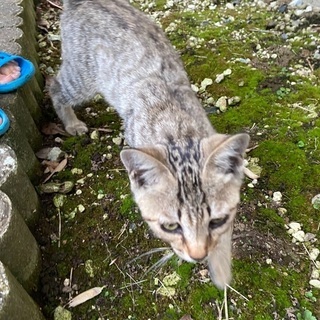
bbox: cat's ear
[120,146,174,188]
[202,133,250,178]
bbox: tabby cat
[50,0,250,289]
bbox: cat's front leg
[56,106,88,136]
[207,225,233,289]
[50,77,89,136]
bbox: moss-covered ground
[35,0,320,319]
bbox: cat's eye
[161,222,181,233]
[209,215,228,230]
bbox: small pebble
[309,279,320,289]
[272,191,282,202]
[78,204,85,213]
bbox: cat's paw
[65,120,88,136]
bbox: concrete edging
[0,0,45,318]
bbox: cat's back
[62,0,172,50]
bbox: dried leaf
[68,286,105,308]
[180,316,194,320]
[42,160,60,173]
[42,122,68,136]
[43,158,68,183]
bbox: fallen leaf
[180,315,194,320]
[43,158,68,183]
[42,160,60,173]
[42,122,68,136]
[68,286,106,308]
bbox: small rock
[215,73,225,83]
[278,207,287,217]
[90,130,100,140]
[47,147,64,161]
[309,279,320,289]
[292,230,305,242]
[266,21,277,30]
[228,96,241,106]
[288,222,301,232]
[311,194,320,210]
[278,4,288,13]
[311,269,319,279]
[206,97,215,105]
[289,0,304,7]
[309,248,320,261]
[191,84,199,92]
[78,204,85,213]
[304,233,316,242]
[272,191,282,202]
[200,78,213,90]
[223,68,232,76]
[112,137,123,145]
[216,96,228,112]
[226,3,235,9]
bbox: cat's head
[120,133,250,288]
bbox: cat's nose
[188,249,207,262]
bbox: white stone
[289,222,301,232]
[112,137,123,145]
[292,230,305,242]
[216,96,228,112]
[311,269,319,279]
[215,73,225,83]
[78,204,85,213]
[226,3,235,9]
[90,130,100,140]
[191,84,199,92]
[309,248,320,261]
[200,78,213,90]
[309,279,320,289]
[223,68,232,76]
[272,191,282,202]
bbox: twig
[119,279,147,290]
[302,243,318,268]
[306,57,314,73]
[224,286,229,320]
[47,0,63,10]
[58,208,61,248]
[226,284,249,301]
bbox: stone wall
[0,0,45,318]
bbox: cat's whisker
[128,247,171,264]
[143,251,175,276]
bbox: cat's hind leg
[49,65,95,135]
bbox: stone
[216,96,228,112]
[272,191,282,202]
[0,191,41,292]
[309,279,320,289]
[0,262,45,320]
